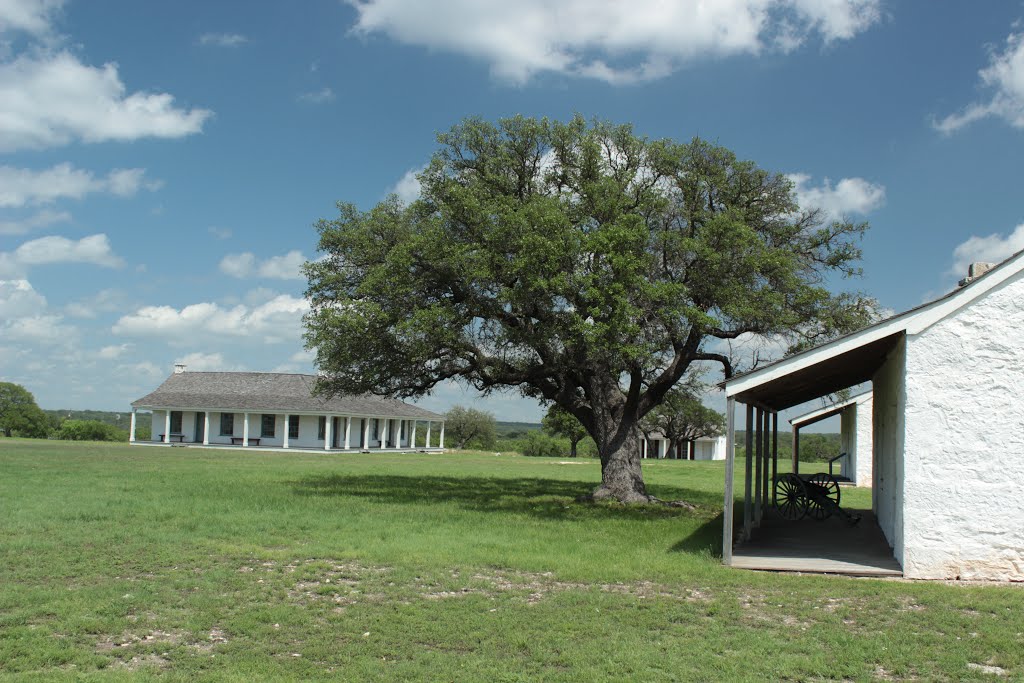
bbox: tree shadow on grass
[292,473,720,525]
[669,511,725,558]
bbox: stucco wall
[855,396,873,487]
[903,274,1024,580]
[872,336,906,566]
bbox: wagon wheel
[806,472,841,521]
[773,473,809,521]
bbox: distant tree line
[0,382,148,442]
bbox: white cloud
[346,0,881,84]
[298,87,335,104]
[0,208,70,235]
[198,32,248,47]
[788,173,886,219]
[0,278,47,318]
[65,288,126,318]
[949,223,1024,277]
[0,0,64,37]
[13,233,123,268]
[219,250,306,280]
[935,31,1024,134]
[97,343,133,360]
[0,50,212,152]
[0,163,159,208]
[390,165,425,203]
[174,351,245,371]
[112,294,310,345]
[5,313,76,344]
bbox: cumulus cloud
[0,278,47,318]
[390,165,426,203]
[97,343,133,360]
[0,50,212,152]
[4,313,77,344]
[949,223,1024,277]
[0,163,159,208]
[788,173,886,219]
[14,233,123,268]
[934,31,1024,134]
[219,250,306,280]
[0,208,70,235]
[0,0,64,37]
[173,351,245,371]
[346,0,881,84]
[298,87,335,104]
[112,294,310,345]
[198,32,248,47]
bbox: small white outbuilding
[789,391,873,486]
[721,257,1024,580]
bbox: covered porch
[721,329,906,576]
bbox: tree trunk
[569,438,578,458]
[590,420,652,503]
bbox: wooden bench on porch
[230,437,261,446]
[158,433,186,443]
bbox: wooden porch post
[743,403,753,541]
[203,412,210,445]
[243,413,249,447]
[381,418,389,449]
[425,421,432,449]
[282,414,289,449]
[164,410,171,444]
[792,424,800,475]
[754,407,763,526]
[344,417,352,450]
[723,398,736,565]
[324,415,332,451]
[439,421,445,449]
[129,409,137,443]
[771,412,778,498]
[762,409,771,516]
[411,420,418,449]
[362,418,370,449]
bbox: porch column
[164,411,171,444]
[771,412,778,505]
[723,398,736,565]
[381,418,389,449]
[324,415,332,451]
[425,421,432,449]
[762,409,771,517]
[362,418,370,449]
[282,414,289,449]
[129,409,137,443]
[792,425,800,475]
[439,421,445,449]
[754,407,763,526]
[411,420,418,450]
[642,439,648,458]
[203,412,210,445]
[743,404,753,541]
[344,417,352,450]
[243,413,250,447]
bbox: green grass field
[1,439,1021,681]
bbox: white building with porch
[720,257,1024,581]
[789,391,873,486]
[130,366,446,452]
[641,433,727,460]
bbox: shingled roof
[132,371,444,419]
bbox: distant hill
[496,421,541,438]
[43,409,147,431]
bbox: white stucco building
[721,257,1024,581]
[131,366,446,452]
[641,433,726,460]
[789,391,873,486]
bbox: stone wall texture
[904,273,1024,580]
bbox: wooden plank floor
[731,509,903,577]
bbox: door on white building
[194,412,205,443]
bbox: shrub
[55,420,127,442]
[518,432,565,458]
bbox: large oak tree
[304,116,873,502]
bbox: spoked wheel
[773,473,809,520]
[806,472,841,520]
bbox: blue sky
[1,1,1023,423]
